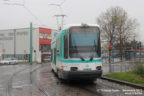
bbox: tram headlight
[96,66,102,70]
[70,67,78,71]
[61,66,64,71]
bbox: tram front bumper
[60,70,102,80]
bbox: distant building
[0,27,54,63]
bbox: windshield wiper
[80,57,85,61]
[72,40,85,61]
[89,40,97,61]
[89,56,93,61]
[94,40,98,52]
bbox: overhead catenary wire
[48,4,63,14]
[3,0,46,27]
[60,0,66,6]
[48,0,67,31]
[48,0,66,14]
[23,6,44,25]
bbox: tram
[51,24,102,80]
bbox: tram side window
[64,34,68,58]
[56,39,60,56]
[97,32,101,57]
[59,38,62,56]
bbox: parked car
[43,56,51,63]
[0,58,18,65]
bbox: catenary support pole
[14,29,16,58]
[111,17,114,62]
[30,22,33,65]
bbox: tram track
[96,79,143,96]
[41,64,138,96]
[78,85,103,96]
[59,78,143,96]
[6,66,30,96]
[6,63,143,96]
[54,79,121,96]
[6,64,49,96]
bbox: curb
[101,76,144,89]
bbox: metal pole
[135,43,137,59]
[139,42,142,62]
[0,43,4,59]
[111,17,114,62]
[61,15,65,30]
[108,48,111,73]
[110,17,115,72]
[30,22,33,65]
[134,35,136,60]
[54,14,66,31]
[14,29,16,58]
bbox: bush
[133,63,144,77]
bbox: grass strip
[105,71,144,86]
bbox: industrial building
[0,27,55,63]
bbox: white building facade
[0,27,52,63]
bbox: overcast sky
[0,0,144,42]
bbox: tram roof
[51,24,100,44]
[63,24,99,30]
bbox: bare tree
[97,6,138,61]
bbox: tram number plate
[84,68,91,71]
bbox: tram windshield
[69,26,101,59]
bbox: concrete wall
[0,27,53,63]
[32,28,41,63]
[15,28,30,54]
[0,28,41,62]
[0,28,30,54]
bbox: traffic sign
[108,45,112,49]
[24,50,26,54]
[2,49,5,53]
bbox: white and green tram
[51,24,102,80]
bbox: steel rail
[6,64,49,96]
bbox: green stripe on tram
[61,59,102,63]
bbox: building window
[40,33,51,39]
[40,44,51,52]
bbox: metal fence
[102,50,144,74]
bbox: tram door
[54,48,56,64]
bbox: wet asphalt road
[34,63,144,96]
[0,64,29,96]
[0,63,144,96]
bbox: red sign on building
[39,27,52,51]
[108,45,112,49]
